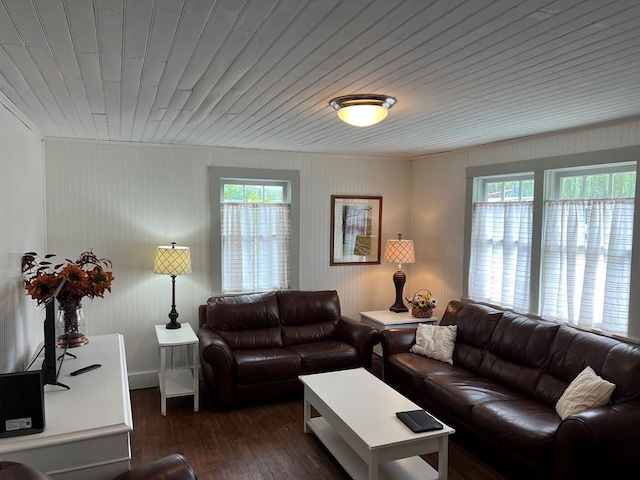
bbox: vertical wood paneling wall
[0,104,44,373]
[43,139,411,387]
[410,119,640,320]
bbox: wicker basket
[409,289,434,318]
[411,307,433,318]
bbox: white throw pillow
[410,324,457,364]
[555,366,616,420]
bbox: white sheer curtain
[468,201,532,311]
[540,199,634,334]
[221,203,291,293]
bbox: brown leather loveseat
[381,300,640,480]
[198,290,380,409]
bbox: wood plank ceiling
[0,0,639,157]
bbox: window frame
[463,146,640,340]
[547,162,636,200]
[220,178,289,203]
[475,173,535,203]
[209,167,300,295]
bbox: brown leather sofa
[198,290,380,409]
[0,454,197,480]
[381,300,640,480]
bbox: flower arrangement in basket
[406,289,437,318]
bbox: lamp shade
[153,244,191,276]
[384,234,415,264]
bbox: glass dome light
[329,94,397,127]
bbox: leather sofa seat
[198,290,380,409]
[381,300,640,480]
[234,348,301,384]
[0,454,197,480]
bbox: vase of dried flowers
[22,250,114,348]
[57,300,87,347]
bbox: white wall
[0,103,45,373]
[410,118,640,319]
[43,139,412,387]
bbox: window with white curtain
[465,152,638,339]
[220,180,290,293]
[209,167,300,295]
[540,166,635,334]
[468,175,534,310]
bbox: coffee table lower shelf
[307,417,439,480]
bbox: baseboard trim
[127,369,201,391]
[128,371,158,390]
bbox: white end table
[360,310,439,356]
[155,323,199,416]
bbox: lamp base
[165,305,181,329]
[165,276,181,329]
[389,304,408,313]
[389,270,408,313]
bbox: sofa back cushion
[534,325,640,406]
[277,290,340,346]
[478,312,560,397]
[205,292,282,349]
[440,300,503,373]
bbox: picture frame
[330,195,382,265]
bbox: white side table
[155,323,199,416]
[360,310,439,357]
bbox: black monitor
[41,279,73,389]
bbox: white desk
[360,310,439,356]
[155,323,199,416]
[0,334,133,479]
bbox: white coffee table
[300,368,454,480]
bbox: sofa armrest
[554,401,640,479]
[0,462,49,480]
[335,316,380,370]
[113,454,197,479]
[198,325,236,409]
[380,328,416,356]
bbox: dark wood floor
[129,363,508,479]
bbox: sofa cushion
[384,353,472,395]
[470,400,560,468]
[206,292,282,349]
[421,375,527,422]
[278,290,340,346]
[555,366,616,420]
[440,300,503,373]
[287,340,358,373]
[234,348,301,384]
[410,324,457,364]
[478,312,560,397]
[535,325,640,406]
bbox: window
[468,174,534,311]
[209,167,300,294]
[540,165,635,333]
[465,147,639,338]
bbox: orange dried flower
[21,250,114,306]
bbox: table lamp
[153,242,192,329]
[384,234,415,312]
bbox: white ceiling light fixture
[329,94,397,127]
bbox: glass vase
[56,301,89,348]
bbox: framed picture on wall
[330,195,382,265]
